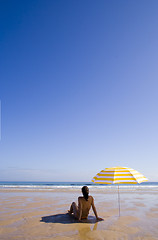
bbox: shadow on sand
[40,213,98,224]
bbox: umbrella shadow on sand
[40,213,98,224]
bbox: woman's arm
[78,197,82,221]
[91,197,103,221]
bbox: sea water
[0,181,158,191]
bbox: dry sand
[0,189,158,240]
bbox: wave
[0,182,158,191]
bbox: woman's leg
[69,202,79,219]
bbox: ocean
[0,181,158,191]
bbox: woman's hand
[78,219,83,222]
[78,218,85,223]
[96,217,104,221]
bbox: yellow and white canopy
[92,166,148,184]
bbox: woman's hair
[82,186,89,201]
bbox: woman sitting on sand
[68,186,103,222]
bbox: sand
[0,189,158,240]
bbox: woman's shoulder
[78,196,93,200]
[89,196,94,202]
[78,196,84,200]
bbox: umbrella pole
[118,184,120,217]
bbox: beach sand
[0,188,158,240]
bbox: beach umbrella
[92,166,148,216]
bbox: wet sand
[0,189,158,240]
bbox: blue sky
[1,0,158,181]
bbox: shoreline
[0,187,158,194]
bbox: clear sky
[1,0,158,182]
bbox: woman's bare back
[78,195,93,218]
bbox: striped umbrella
[92,166,148,216]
